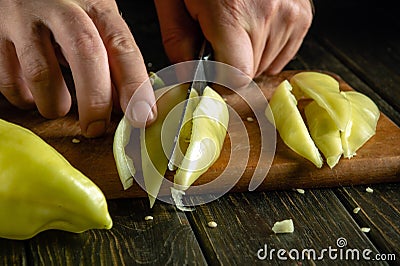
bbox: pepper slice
[114,85,229,208]
[113,116,135,189]
[290,72,351,131]
[268,72,380,168]
[174,86,229,190]
[266,80,323,168]
[141,84,190,207]
[0,119,112,240]
[340,91,380,158]
[305,101,343,168]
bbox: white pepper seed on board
[361,227,371,233]
[145,215,154,221]
[207,221,218,228]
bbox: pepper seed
[207,221,218,228]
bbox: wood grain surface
[185,190,388,265]
[0,71,399,199]
[334,183,400,261]
[25,199,207,265]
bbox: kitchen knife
[167,40,212,171]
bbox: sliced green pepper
[174,86,229,190]
[341,91,380,158]
[114,85,229,208]
[140,84,190,207]
[266,80,323,168]
[268,72,380,168]
[305,101,343,168]
[290,71,351,131]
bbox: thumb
[154,0,201,63]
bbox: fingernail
[85,120,106,138]
[130,101,155,127]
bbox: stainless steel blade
[167,40,212,171]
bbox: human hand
[0,0,157,137]
[155,0,313,85]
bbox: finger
[192,6,254,88]
[154,0,201,63]
[207,26,254,89]
[0,39,34,109]
[47,3,112,137]
[12,24,71,118]
[87,1,156,128]
[265,35,305,75]
[210,27,254,78]
[258,2,312,76]
[111,81,122,114]
[255,26,291,77]
[249,28,268,77]
[262,21,309,75]
[155,0,202,84]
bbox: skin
[0,0,313,137]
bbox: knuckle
[0,75,33,109]
[162,30,188,62]
[18,46,51,86]
[0,47,19,92]
[284,9,299,25]
[85,1,136,57]
[90,101,112,113]
[0,76,19,92]
[70,31,104,59]
[17,43,46,77]
[284,4,311,27]
[82,99,112,120]
[57,6,105,59]
[265,2,279,17]
[85,92,112,112]
[85,0,114,23]
[105,31,137,56]
[23,58,51,86]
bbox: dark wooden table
[1,1,399,265]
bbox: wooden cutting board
[0,71,399,199]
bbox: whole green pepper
[0,119,112,240]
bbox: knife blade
[167,40,212,171]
